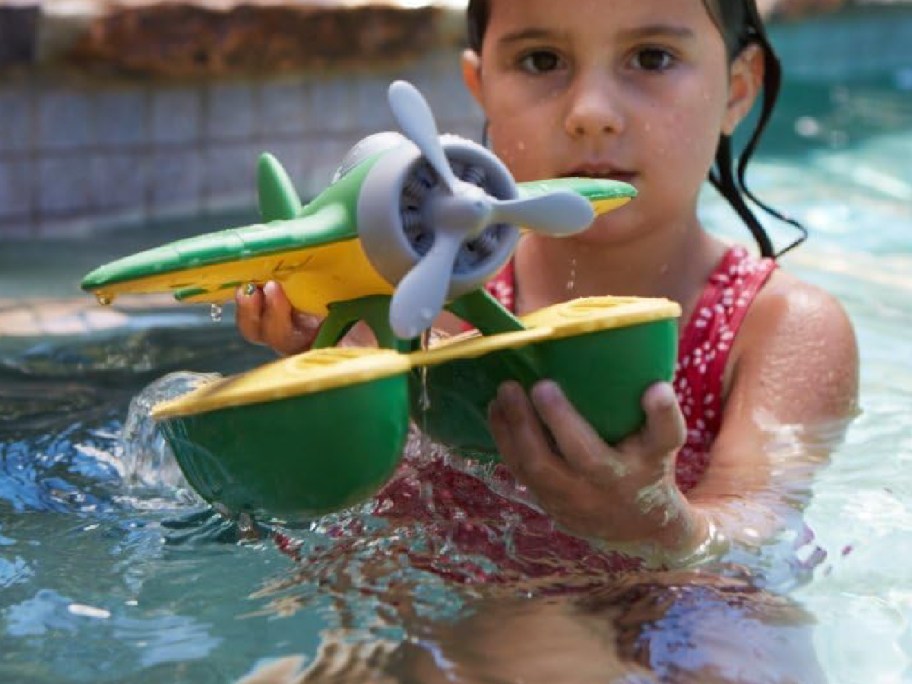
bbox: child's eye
[518,50,563,74]
[633,48,676,71]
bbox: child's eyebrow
[616,24,696,42]
[494,24,696,49]
[495,27,565,47]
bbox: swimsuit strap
[673,245,777,490]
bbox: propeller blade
[389,230,464,339]
[491,191,595,237]
[388,80,460,194]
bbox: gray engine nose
[357,135,520,297]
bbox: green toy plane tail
[257,153,303,222]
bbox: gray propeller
[388,81,462,196]
[386,80,596,339]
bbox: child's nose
[563,75,625,138]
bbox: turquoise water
[2,11,912,683]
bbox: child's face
[463,0,759,243]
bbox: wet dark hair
[466,0,806,258]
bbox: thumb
[639,382,686,457]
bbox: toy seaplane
[82,81,680,521]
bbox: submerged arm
[684,272,859,552]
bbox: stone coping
[0,294,180,338]
[0,1,466,79]
[1,0,909,79]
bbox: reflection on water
[241,572,829,684]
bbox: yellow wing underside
[93,238,394,316]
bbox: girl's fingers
[261,281,318,355]
[489,382,574,492]
[528,380,623,477]
[292,310,323,336]
[260,281,294,350]
[639,382,687,457]
[235,284,265,344]
[235,282,317,355]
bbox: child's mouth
[563,167,636,185]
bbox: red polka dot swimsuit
[672,246,777,491]
[372,245,776,580]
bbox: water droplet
[566,256,577,294]
[96,294,113,306]
[418,330,432,412]
[210,304,223,323]
[418,368,432,412]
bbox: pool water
[2,13,912,684]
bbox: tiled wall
[772,6,912,80]
[0,49,483,240]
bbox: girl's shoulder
[727,265,859,419]
[746,267,854,341]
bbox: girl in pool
[235,0,858,567]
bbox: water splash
[210,304,223,323]
[120,372,219,498]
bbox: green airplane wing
[80,203,355,305]
[519,177,637,213]
[80,171,635,309]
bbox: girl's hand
[235,281,322,356]
[488,380,707,558]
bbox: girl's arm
[685,271,859,549]
[488,272,859,564]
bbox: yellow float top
[411,296,680,367]
[152,297,680,419]
[152,347,411,419]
